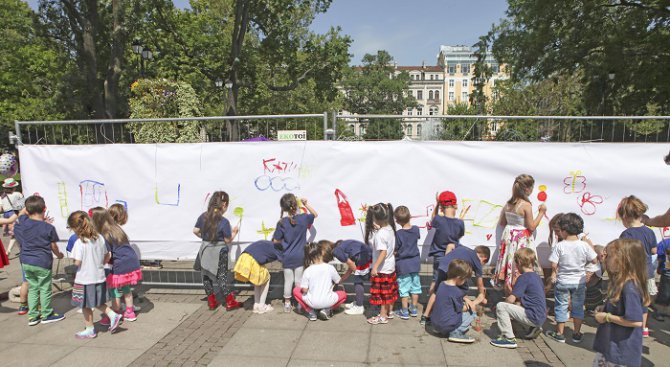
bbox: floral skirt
[494,226,534,294]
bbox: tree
[441,103,479,140]
[341,50,417,140]
[0,0,70,147]
[490,0,670,115]
[470,33,494,114]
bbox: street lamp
[215,78,223,88]
[132,40,152,77]
[131,40,143,54]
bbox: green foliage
[128,79,203,143]
[0,0,70,146]
[441,103,480,140]
[629,103,666,137]
[470,33,494,113]
[491,0,670,114]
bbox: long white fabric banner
[18,141,669,264]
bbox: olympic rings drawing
[254,175,300,192]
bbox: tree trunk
[104,0,125,119]
[82,0,105,119]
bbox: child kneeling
[431,259,482,343]
[491,248,547,348]
[293,241,347,321]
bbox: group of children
[193,179,663,367]
[10,194,142,340]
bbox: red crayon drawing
[577,192,603,216]
[334,189,355,226]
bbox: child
[545,213,565,285]
[431,259,482,343]
[545,213,597,343]
[618,195,657,337]
[68,211,122,338]
[0,212,19,268]
[293,241,347,321]
[234,240,280,314]
[272,194,317,313]
[593,239,650,367]
[2,177,24,256]
[394,206,421,319]
[331,239,372,316]
[421,245,490,325]
[655,237,670,321]
[491,248,547,348]
[365,203,397,325]
[194,191,242,310]
[108,203,128,226]
[585,244,606,313]
[13,195,65,325]
[91,208,142,323]
[428,191,464,294]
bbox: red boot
[207,294,219,310]
[225,293,243,311]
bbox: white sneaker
[344,302,356,310]
[344,305,364,315]
[253,303,262,314]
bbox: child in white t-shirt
[545,213,597,344]
[293,241,347,321]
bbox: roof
[395,66,443,72]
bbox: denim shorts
[554,282,586,322]
[397,273,422,297]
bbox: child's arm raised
[193,227,202,238]
[301,198,318,218]
[51,242,64,259]
[523,202,546,232]
[224,226,239,244]
[643,208,670,228]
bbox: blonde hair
[507,174,534,206]
[394,206,411,226]
[67,211,98,241]
[604,239,650,307]
[514,247,537,269]
[108,203,128,226]
[617,195,648,221]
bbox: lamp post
[132,40,153,77]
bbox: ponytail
[364,203,395,244]
[386,203,397,235]
[507,174,534,206]
[67,211,99,241]
[279,194,298,226]
[204,191,229,243]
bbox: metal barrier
[334,114,670,142]
[11,113,330,145]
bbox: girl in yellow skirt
[234,240,280,314]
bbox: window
[349,124,355,133]
[417,90,423,100]
[407,108,412,116]
[406,124,413,136]
[429,107,438,115]
[448,92,454,101]
[360,124,366,135]
[408,90,413,97]
[429,90,434,100]
[417,107,423,115]
[448,79,454,88]
[448,66,455,74]
[435,90,440,100]
[462,79,468,88]
[462,91,468,101]
[417,124,422,136]
[461,64,470,74]
[430,74,434,80]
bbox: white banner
[18,141,670,264]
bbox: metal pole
[323,112,328,140]
[14,120,20,146]
[332,111,337,139]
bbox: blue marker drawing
[155,184,181,206]
[115,200,128,210]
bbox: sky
[24,0,509,66]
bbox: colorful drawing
[486,234,493,241]
[254,175,300,192]
[461,199,503,229]
[154,184,181,206]
[256,221,275,240]
[537,184,548,202]
[563,170,586,194]
[334,189,355,226]
[577,192,603,216]
[57,182,68,218]
[662,227,670,239]
[79,180,108,211]
[410,204,435,229]
[357,203,368,223]
[262,158,299,174]
[233,207,244,220]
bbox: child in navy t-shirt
[393,206,421,319]
[332,239,371,315]
[429,191,464,290]
[490,248,547,349]
[431,259,481,343]
[655,239,670,321]
[234,240,280,314]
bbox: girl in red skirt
[365,203,398,325]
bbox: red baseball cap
[438,191,457,206]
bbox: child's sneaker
[387,311,395,319]
[396,309,410,320]
[545,330,566,343]
[366,315,388,325]
[318,308,332,321]
[27,316,41,326]
[344,304,364,315]
[490,337,517,349]
[524,326,543,340]
[108,312,122,333]
[307,310,317,321]
[283,302,292,313]
[41,313,65,324]
[99,314,111,326]
[344,302,355,310]
[409,306,418,317]
[572,332,583,343]
[260,304,274,314]
[419,315,430,326]
[642,328,650,338]
[448,332,475,343]
[123,309,137,322]
[17,305,28,315]
[75,328,97,339]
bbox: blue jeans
[554,282,586,322]
[449,310,476,336]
